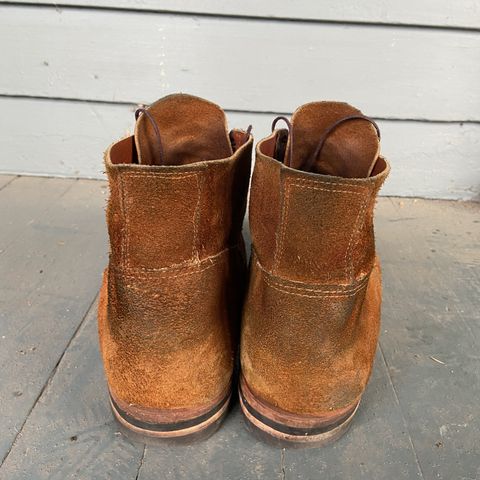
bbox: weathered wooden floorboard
[376,198,480,480]
[1,176,479,479]
[0,176,108,465]
[0,175,16,191]
[0,176,75,251]
[0,301,145,480]
[283,351,424,479]
[0,290,96,465]
[0,178,108,297]
[136,405,282,480]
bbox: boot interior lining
[286,102,380,178]
[134,94,235,166]
[258,127,383,179]
[109,131,248,166]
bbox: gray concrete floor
[0,174,479,480]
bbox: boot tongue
[134,94,233,166]
[285,102,380,178]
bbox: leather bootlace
[271,114,380,172]
[135,106,251,164]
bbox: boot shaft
[105,135,252,272]
[104,94,252,273]
[250,101,389,285]
[250,138,389,285]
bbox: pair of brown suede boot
[98,94,390,447]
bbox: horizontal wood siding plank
[1,6,479,121]
[2,0,480,29]
[0,97,479,200]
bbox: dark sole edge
[110,393,231,440]
[239,386,359,448]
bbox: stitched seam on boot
[118,173,127,268]
[192,172,202,261]
[285,177,380,282]
[254,255,370,294]
[274,178,367,280]
[291,185,362,195]
[344,192,370,281]
[114,244,239,278]
[347,190,374,280]
[285,166,389,187]
[284,177,367,191]
[121,256,221,283]
[272,171,288,273]
[262,273,368,295]
[273,179,291,272]
[121,172,199,270]
[262,277,368,298]
[122,173,198,180]
[283,178,369,282]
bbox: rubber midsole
[110,393,230,433]
[239,384,358,437]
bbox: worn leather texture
[286,101,380,177]
[241,110,390,416]
[98,94,252,412]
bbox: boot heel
[110,391,231,442]
[239,376,359,448]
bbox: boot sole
[239,375,359,448]
[110,391,230,441]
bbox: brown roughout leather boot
[239,102,390,446]
[98,94,252,439]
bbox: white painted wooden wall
[0,1,479,199]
